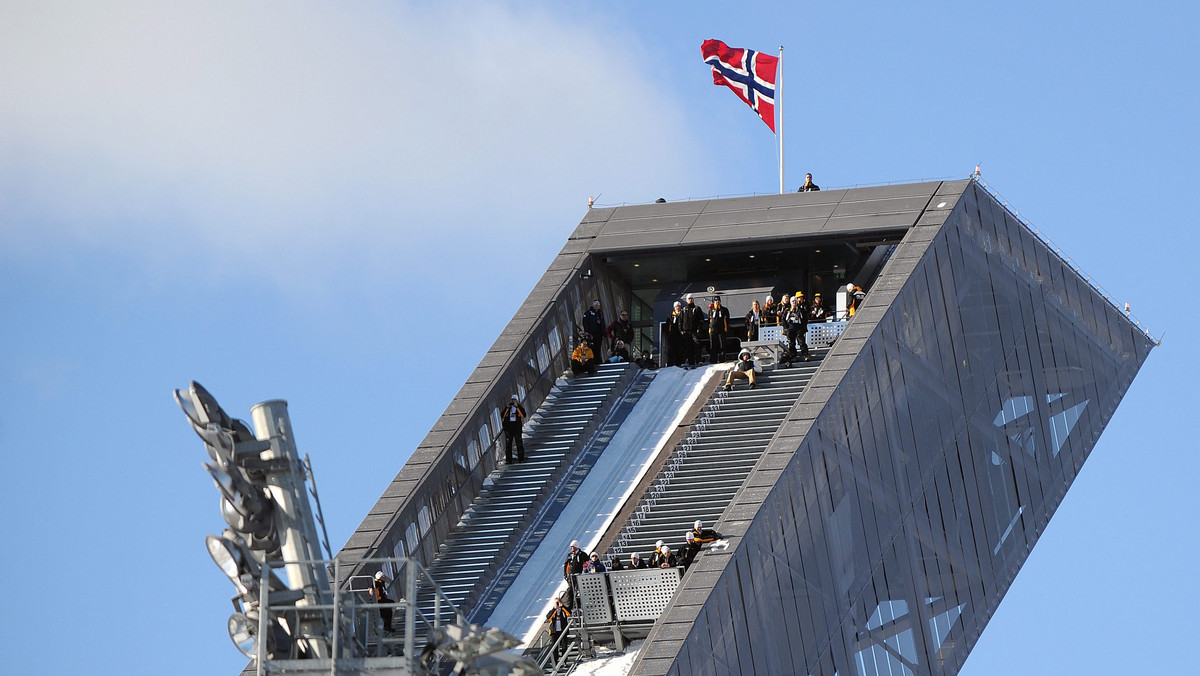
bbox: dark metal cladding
[631,181,1154,676]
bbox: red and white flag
[701,39,779,132]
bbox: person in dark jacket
[745,300,762,342]
[657,545,678,568]
[610,340,631,363]
[372,571,394,632]
[546,594,572,662]
[798,172,820,192]
[762,296,779,327]
[782,295,810,366]
[667,301,686,367]
[649,540,666,568]
[678,532,703,570]
[581,300,605,358]
[501,394,526,464]
[583,552,607,573]
[628,552,648,569]
[606,310,634,354]
[809,293,828,323]
[562,540,588,607]
[708,297,731,363]
[691,520,721,544]
[679,294,706,366]
[635,350,658,370]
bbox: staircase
[413,363,634,630]
[606,355,824,562]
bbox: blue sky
[1,2,1195,674]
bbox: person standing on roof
[798,173,821,192]
[582,300,605,359]
[501,394,526,464]
[708,297,731,363]
[372,571,394,633]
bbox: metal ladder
[607,355,824,562]
[413,363,633,630]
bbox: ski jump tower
[333,178,1153,675]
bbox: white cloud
[0,1,700,283]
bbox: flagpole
[777,45,784,195]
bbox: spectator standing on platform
[680,294,706,366]
[562,540,588,607]
[571,341,596,376]
[372,571,394,632]
[667,301,686,367]
[809,293,828,323]
[778,294,791,324]
[724,348,762,391]
[607,310,634,355]
[762,296,779,327]
[582,300,605,358]
[708,297,731,363]
[501,395,526,464]
[798,173,821,192]
[783,295,811,366]
[547,595,572,662]
[678,532,703,570]
[692,520,721,544]
[745,300,762,342]
[846,283,866,318]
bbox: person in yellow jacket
[570,341,596,376]
[546,594,572,662]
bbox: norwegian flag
[701,39,778,132]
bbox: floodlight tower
[176,382,330,660]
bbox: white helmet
[694,520,703,529]
[374,571,384,580]
[847,282,856,292]
[656,539,664,548]
[739,348,751,358]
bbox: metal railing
[251,556,462,675]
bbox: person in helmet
[724,348,762,391]
[691,519,721,544]
[372,571,394,632]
